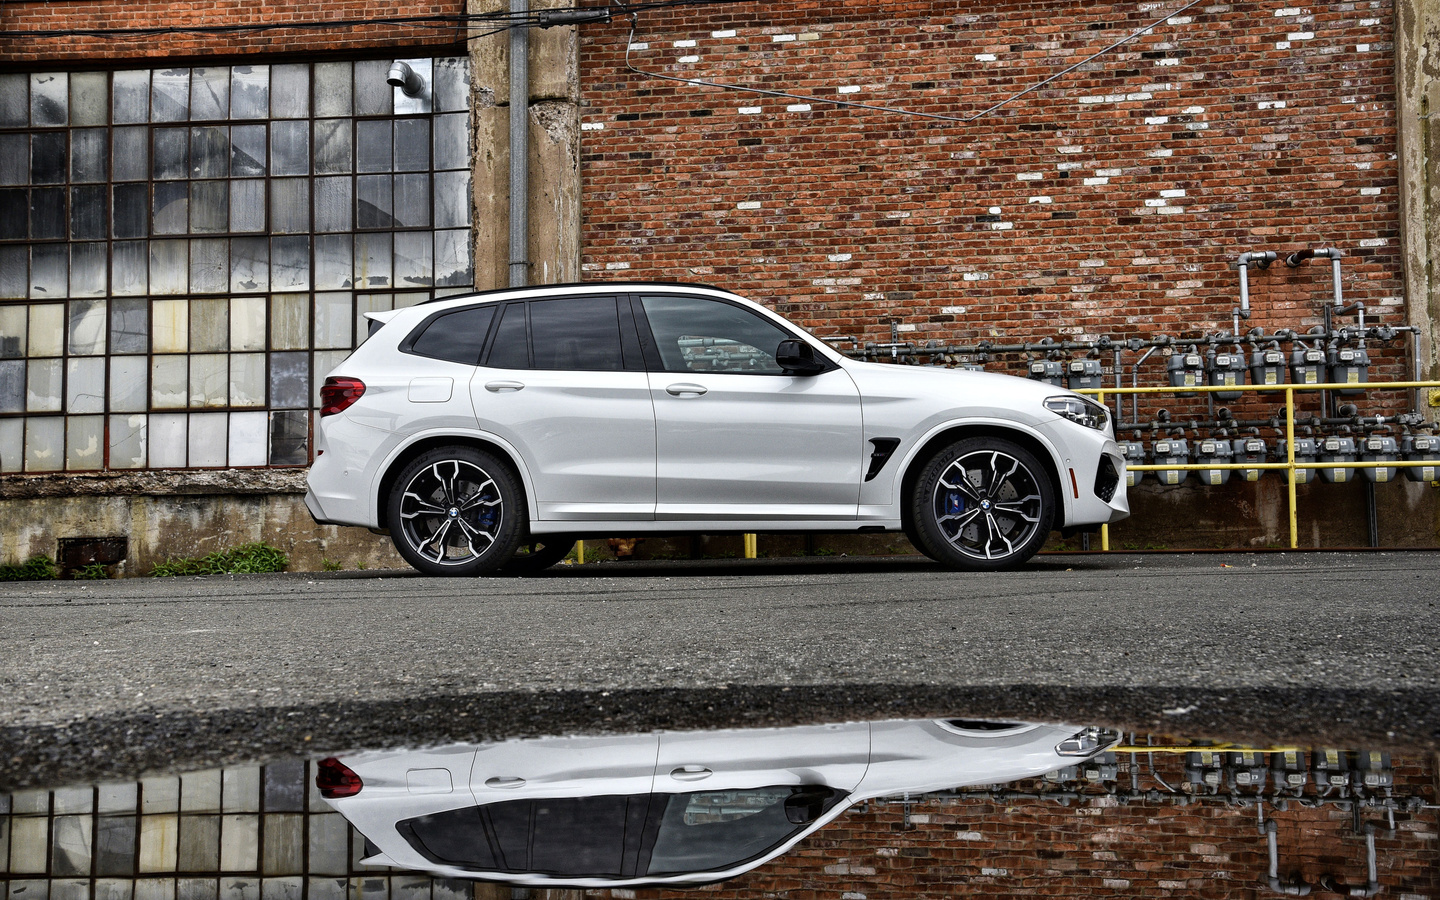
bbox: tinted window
[639,295,791,375]
[645,786,843,875]
[530,296,624,371]
[485,302,529,369]
[399,806,496,869]
[407,305,496,365]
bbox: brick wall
[577,0,1407,393]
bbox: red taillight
[316,757,363,798]
[319,377,365,417]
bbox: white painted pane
[25,416,63,471]
[27,358,62,411]
[66,415,104,470]
[150,356,187,409]
[189,354,228,407]
[68,298,107,354]
[29,302,64,356]
[270,294,309,350]
[312,293,350,349]
[229,354,265,407]
[188,413,227,466]
[0,417,23,472]
[110,414,148,469]
[152,300,188,353]
[189,298,228,352]
[228,411,268,466]
[66,357,105,413]
[0,304,28,357]
[149,414,187,467]
[231,297,266,351]
[150,240,189,295]
[31,72,68,126]
[110,356,149,412]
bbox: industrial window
[0,58,474,472]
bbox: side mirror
[783,786,837,824]
[776,339,829,376]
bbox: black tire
[387,446,525,576]
[502,535,577,575]
[910,437,1055,571]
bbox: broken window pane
[113,127,150,181]
[230,297,266,351]
[313,62,352,118]
[149,240,189,295]
[112,241,149,296]
[229,354,266,407]
[270,236,310,292]
[435,229,474,288]
[66,357,105,413]
[30,72,68,127]
[148,413,186,467]
[110,414,148,469]
[69,243,108,298]
[269,409,309,465]
[110,356,148,412]
[313,234,353,290]
[188,413,228,467]
[27,357,62,411]
[189,353,228,407]
[231,237,269,292]
[151,69,190,122]
[270,294,309,351]
[151,299,189,354]
[25,416,64,471]
[230,179,265,233]
[68,298,107,354]
[313,293,351,349]
[66,415,105,470]
[231,66,269,120]
[150,355,187,408]
[394,232,433,287]
[191,126,230,179]
[189,238,230,294]
[190,67,230,121]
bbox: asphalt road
[2,551,1437,790]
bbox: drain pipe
[508,0,529,287]
[1320,823,1382,898]
[1264,820,1313,895]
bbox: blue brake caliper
[945,490,966,518]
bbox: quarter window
[407,305,497,365]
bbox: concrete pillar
[1396,0,1439,381]
[469,0,583,290]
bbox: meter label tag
[1348,371,1359,383]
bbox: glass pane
[30,243,67,297]
[434,171,471,229]
[189,354,227,407]
[0,133,26,184]
[191,126,229,178]
[31,72,68,127]
[313,234,352,290]
[110,356,148,412]
[150,240,189,294]
[189,238,229,294]
[149,413,186,466]
[394,292,427,308]
[66,415,105,470]
[228,410,268,464]
[188,412,227,466]
[270,179,309,234]
[394,173,431,228]
[0,358,23,412]
[272,349,315,408]
[229,355,265,408]
[191,68,230,121]
[110,414,148,469]
[230,179,265,232]
[269,410,309,465]
[71,128,109,182]
[394,232,433,287]
[434,57,469,113]
[409,305,493,364]
[153,128,189,180]
[190,298,228,353]
[151,299,188,353]
[152,182,188,234]
[113,127,150,181]
[25,416,64,471]
[151,355,187,408]
[0,416,21,471]
[0,188,23,238]
[31,132,66,184]
[112,70,151,124]
[355,293,391,345]
[112,241,149,296]
[110,297,149,353]
[395,119,430,172]
[313,62,352,117]
[356,120,391,173]
[228,296,266,351]
[270,120,309,176]
[0,72,27,127]
[30,187,64,239]
[0,305,26,357]
[190,181,228,233]
[271,64,309,119]
[356,175,392,228]
[231,66,270,119]
[313,119,351,175]
[313,293,351,349]
[269,295,309,351]
[113,184,148,238]
[433,113,469,170]
[30,302,65,356]
[69,72,108,126]
[314,177,352,233]
[271,236,310,292]
[66,357,105,412]
[530,298,623,371]
[71,185,108,240]
[27,357,62,410]
[353,60,393,117]
[68,298,107,354]
[230,124,266,176]
[152,69,191,122]
[70,243,108,298]
[311,350,349,403]
[231,237,269,292]
[354,232,390,288]
[435,229,473,288]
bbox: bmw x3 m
[305,282,1128,575]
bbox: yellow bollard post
[1286,388,1298,549]
[1101,523,1109,552]
[744,533,757,559]
[577,540,585,564]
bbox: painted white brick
[1155,57,1179,66]
[1028,196,1052,203]
[940,306,968,315]
[739,106,762,114]
[1258,100,1288,109]
[736,201,762,210]
[838,85,861,94]
[1057,145,1084,154]
[1096,168,1121,177]
[1148,148,1173,157]
[1355,162,1372,169]
[1160,188,1186,198]
[679,55,699,63]
[1360,237,1387,247]
[673,39,696,48]
[1360,17,1380,26]
[712,29,736,38]
[975,53,998,61]
[1182,106,1206,114]
[1057,162,1082,170]
[1127,92,1153,100]
[980,868,1009,877]
[1360,187,1381,195]
[1104,880,1132,889]
[962,272,990,281]
[772,33,796,42]
[1186,122,1210,130]
[1275,7,1302,15]
[1159,881,1189,890]
[799,33,822,41]
[787,103,812,112]
[896,323,917,332]
[828,253,852,262]
[988,206,1002,214]
[1145,198,1167,207]
[1170,16,1192,23]
[1276,40,1292,49]
[1289,31,1315,40]
[581,122,604,131]
[886,211,911,219]
[1145,116,1170,124]
[841,894,866,900]
[1017,172,1044,181]
[990,222,1014,230]
[1079,95,1107,104]
[1080,259,1105,267]
[1157,206,1185,214]
[627,42,649,50]
[1084,177,1109,186]
[605,261,631,270]
[955,830,984,840]
[1357,44,1371,52]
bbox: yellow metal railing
[1076,380,1440,550]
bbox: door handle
[665,383,708,396]
[484,381,525,393]
[669,765,713,781]
[483,776,527,789]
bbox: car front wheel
[910,437,1055,571]
[387,447,524,576]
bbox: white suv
[305,283,1127,575]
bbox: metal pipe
[1266,820,1313,895]
[1235,250,1277,321]
[508,0,529,288]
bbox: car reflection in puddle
[1,719,1436,899]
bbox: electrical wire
[624,0,1206,124]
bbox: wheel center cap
[980,499,992,510]
[448,507,460,518]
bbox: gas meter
[1277,437,1319,484]
[1081,751,1118,784]
[1402,434,1440,482]
[1167,350,1204,397]
[1027,359,1066,386]
[1270,750,1308,791]
[1185,750,1224,790]
[1151,437,1190,485]
[1353,750,1393,789]
[1359,435,1398,483]
[1311,749,1350,790]
[1328,345,1369,395]
[1250,346,1286,386]
[1318,436,1357,484]
[1208,351,1247,401]
[1067,357,1105,391]
[1193,436,1235,486]
[1119,439,1147,487]
[1231,436,1268,482]
[1225,751,1267,790]
[1290,347,1325,385]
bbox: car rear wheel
[502,535,576,575]
[387,447,524,576]
[910,437,1054,571]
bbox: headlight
[1045,395,1109,431]
[1055,726,1120,757]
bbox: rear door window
[529,296,624,371]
